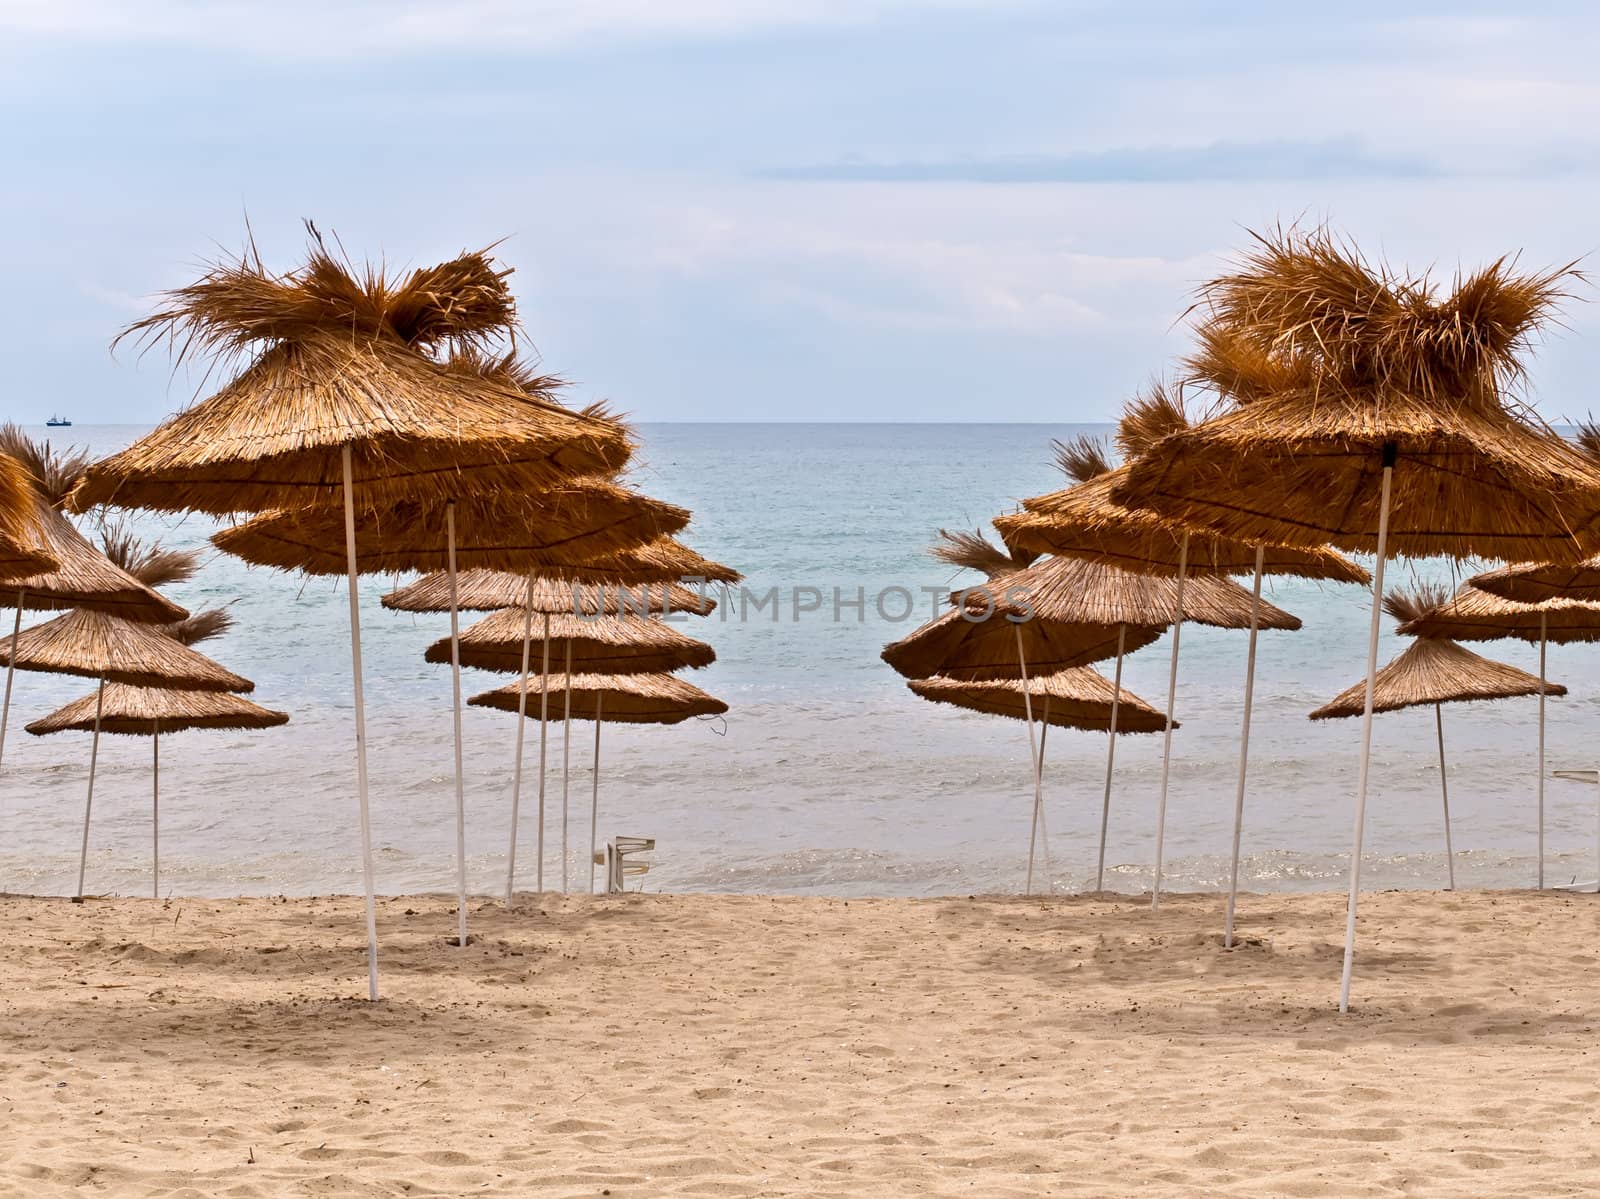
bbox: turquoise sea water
[2,422,1597,899]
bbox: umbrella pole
[341,444,380,1003]
[589,696,603,895]
[75,676,105,901]
[561,643,573,893]
[1224,545,1264,948]
[1339,448,1394,1015]
[1436,704,1455,890]
[1037,698,1053,896]
[446,503,467,948]
[1014,623,1041,896]
[536,624,550,892]
[504,569,536,905]
[1096,625,1126,893]
[1537,615,1546,890]
[0,590,22,770]
[1151,532,1188,911]
[152,725,159,900]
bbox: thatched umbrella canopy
[71,239,630,516]
[210,483,688,575]
[907,668,1172,734]
[470,672,727,724]
[0,450,56,582]
[28,684,288,735]
[1471,558,1600,605]
[382,570,715,617]
[1395,583,1600,644]
[974,552,1306,630]
[1108,226,1600,1009]
[433,611,715,675]
[25,609,281,899]
[561,537,741,586]
[882,607,1163,682]
[472,671,727,893]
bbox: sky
[3,1,1600,423]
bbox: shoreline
[3,888,1598,1196]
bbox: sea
[2,422,1597,900]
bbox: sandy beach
[1,889,1596,1196]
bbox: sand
[2,888,1598,1197]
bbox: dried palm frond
[99,525,199,590]
[931,529,1035,578]
[1183,320,1312,404]
[118,224,517,365]
[1052,435,1112,483]
[1381,583,1453,628]
[1574,416,1600,463]
[166,608,232,647]
[1196,223,1576,405]
[0,425,89,508]
[445,346,565,400]
[1114,381,1188,459]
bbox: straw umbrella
[977,541,1312,917]
[1396,582,1600,888]
[470,672,728,892]
[431,611,716,890]
[70,234,631,999]
[24,610,287,898]
[908,667,1173,890]
[0,536,253,898]
[385,570,716,901]
[997,403,1370,911]
[1310,587,1568,889]
[214,484,685,947]
[0,429,187,771]
[1109,226,1600,1009]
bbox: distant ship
[45,415,70,427]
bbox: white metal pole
[1224,544,1264,948]
[446,503,467,948]
[535,621,550,892]
[1037,697,1053,896]
[151,725,159,900]
[75,676,105,900]
[1436,703,1455,890]
[1339,452,1394,1014]
[1014,623,1041,896]
[504,569,536,904]
[1095,626,1126,892]
[1537,614,1546,890]
[1151,532,1188,910]
[0,590,23,769]
[561,642,573,893]
[589,694,603,894]
[342,444,380,1002]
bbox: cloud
[761,138,1445,184]
[0,0,1023,55]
